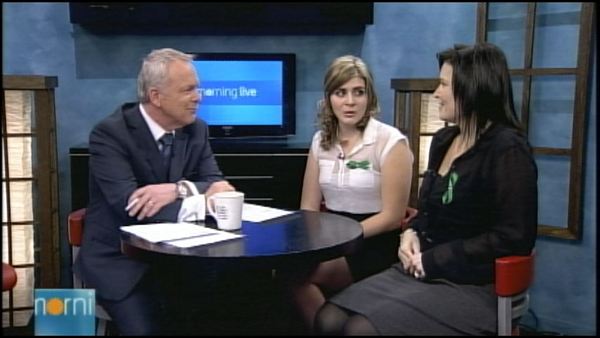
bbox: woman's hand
[409,252,426,279]
[398,229,425,278]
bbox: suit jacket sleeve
[89,118,182,223]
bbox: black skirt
[330,264,497,335]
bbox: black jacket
[410,123,538,284]
[74,103,223,300]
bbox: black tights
[315,302,378,335]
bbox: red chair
[68,208,112,335]
[68,208,86,288]
[2,262,17,291]
[496,253,535,336]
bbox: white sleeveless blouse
[311,118,409,214]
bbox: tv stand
[69,141,309,211]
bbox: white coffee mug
[207,191,244,231]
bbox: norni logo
[34,289,95,336]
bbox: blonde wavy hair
[317,55,380,150]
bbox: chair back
[495,252,535,336]
[68,208,87,247]
[68,208,87,289]
[2,263,18,291]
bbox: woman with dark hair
[283,55,413,332]
[314,43,538,335]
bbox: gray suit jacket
[74,102,223,301]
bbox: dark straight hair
[436,43,522,140]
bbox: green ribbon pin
[346,160,370,170]
[442,171,458,205]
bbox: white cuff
[177,194,206,222]
[180,179,200,196]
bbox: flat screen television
[189,53,296,138]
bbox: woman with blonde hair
[283,55,413,332]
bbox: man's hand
[126,183,178,220]
[205,180,235,198]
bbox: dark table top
[121,210,363,269]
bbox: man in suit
[73,48,234,334]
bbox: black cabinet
[69,3,373,35]
[69,141,309,211]
[215,154,307,209]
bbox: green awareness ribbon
[346,160,370,170]
[442,171,459,205]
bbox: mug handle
[207,195,218,219]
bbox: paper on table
[242,203,294,222]
[120,222,236,243]
[166,231,242,248]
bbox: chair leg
[95,304,112,335]
[498,296,512,336]
[96,318,108,336]
[72,247,84,289]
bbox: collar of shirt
[139,103,173,143]
[361,118,378,146]
[336,117,378,157]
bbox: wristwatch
[176,180,192,199]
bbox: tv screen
[190,53,296,138]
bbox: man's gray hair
[137,48,193,103]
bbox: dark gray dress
[330,124,538,335]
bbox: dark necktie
[159,133,174,169]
